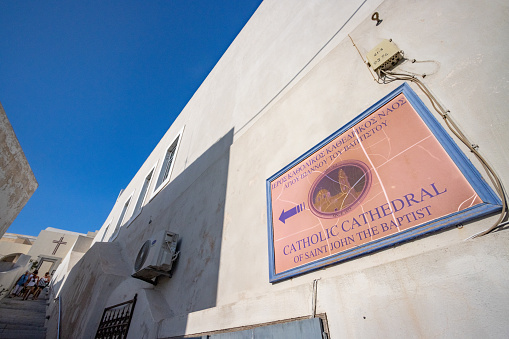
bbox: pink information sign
[266,83,500,282]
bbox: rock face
[0,101,38,239]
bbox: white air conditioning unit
[132,230,179,282]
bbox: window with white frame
[133,169,154,217]
[100,224,110,242]
[111,197,131,239]
[154,136,180,194]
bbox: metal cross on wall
[52,236,67,255]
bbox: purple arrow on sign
[279,202,306,224]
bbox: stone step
[0,293,48,339]
[1,300,47,310]
[0,323,46,330]
[0,328,46,339]
[0,322,46,330]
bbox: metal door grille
[95,294,137,339]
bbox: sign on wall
[266,83,501,282]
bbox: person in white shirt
[22,270,39,300]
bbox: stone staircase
[0,291,47,339]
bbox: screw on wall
[372,12,382,26]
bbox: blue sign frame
[266,83,501,283]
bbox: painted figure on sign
[314,169,360,213]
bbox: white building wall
[50,0,509,338]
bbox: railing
[95,294,137,339]
[53,295,62,339]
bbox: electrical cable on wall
[348,35,508,238]
[380,69,508,238]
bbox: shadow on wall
[47,129,234,339]
[142,128,234,312]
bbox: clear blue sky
[1,1,262,237]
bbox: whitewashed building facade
[47,1,509,338]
